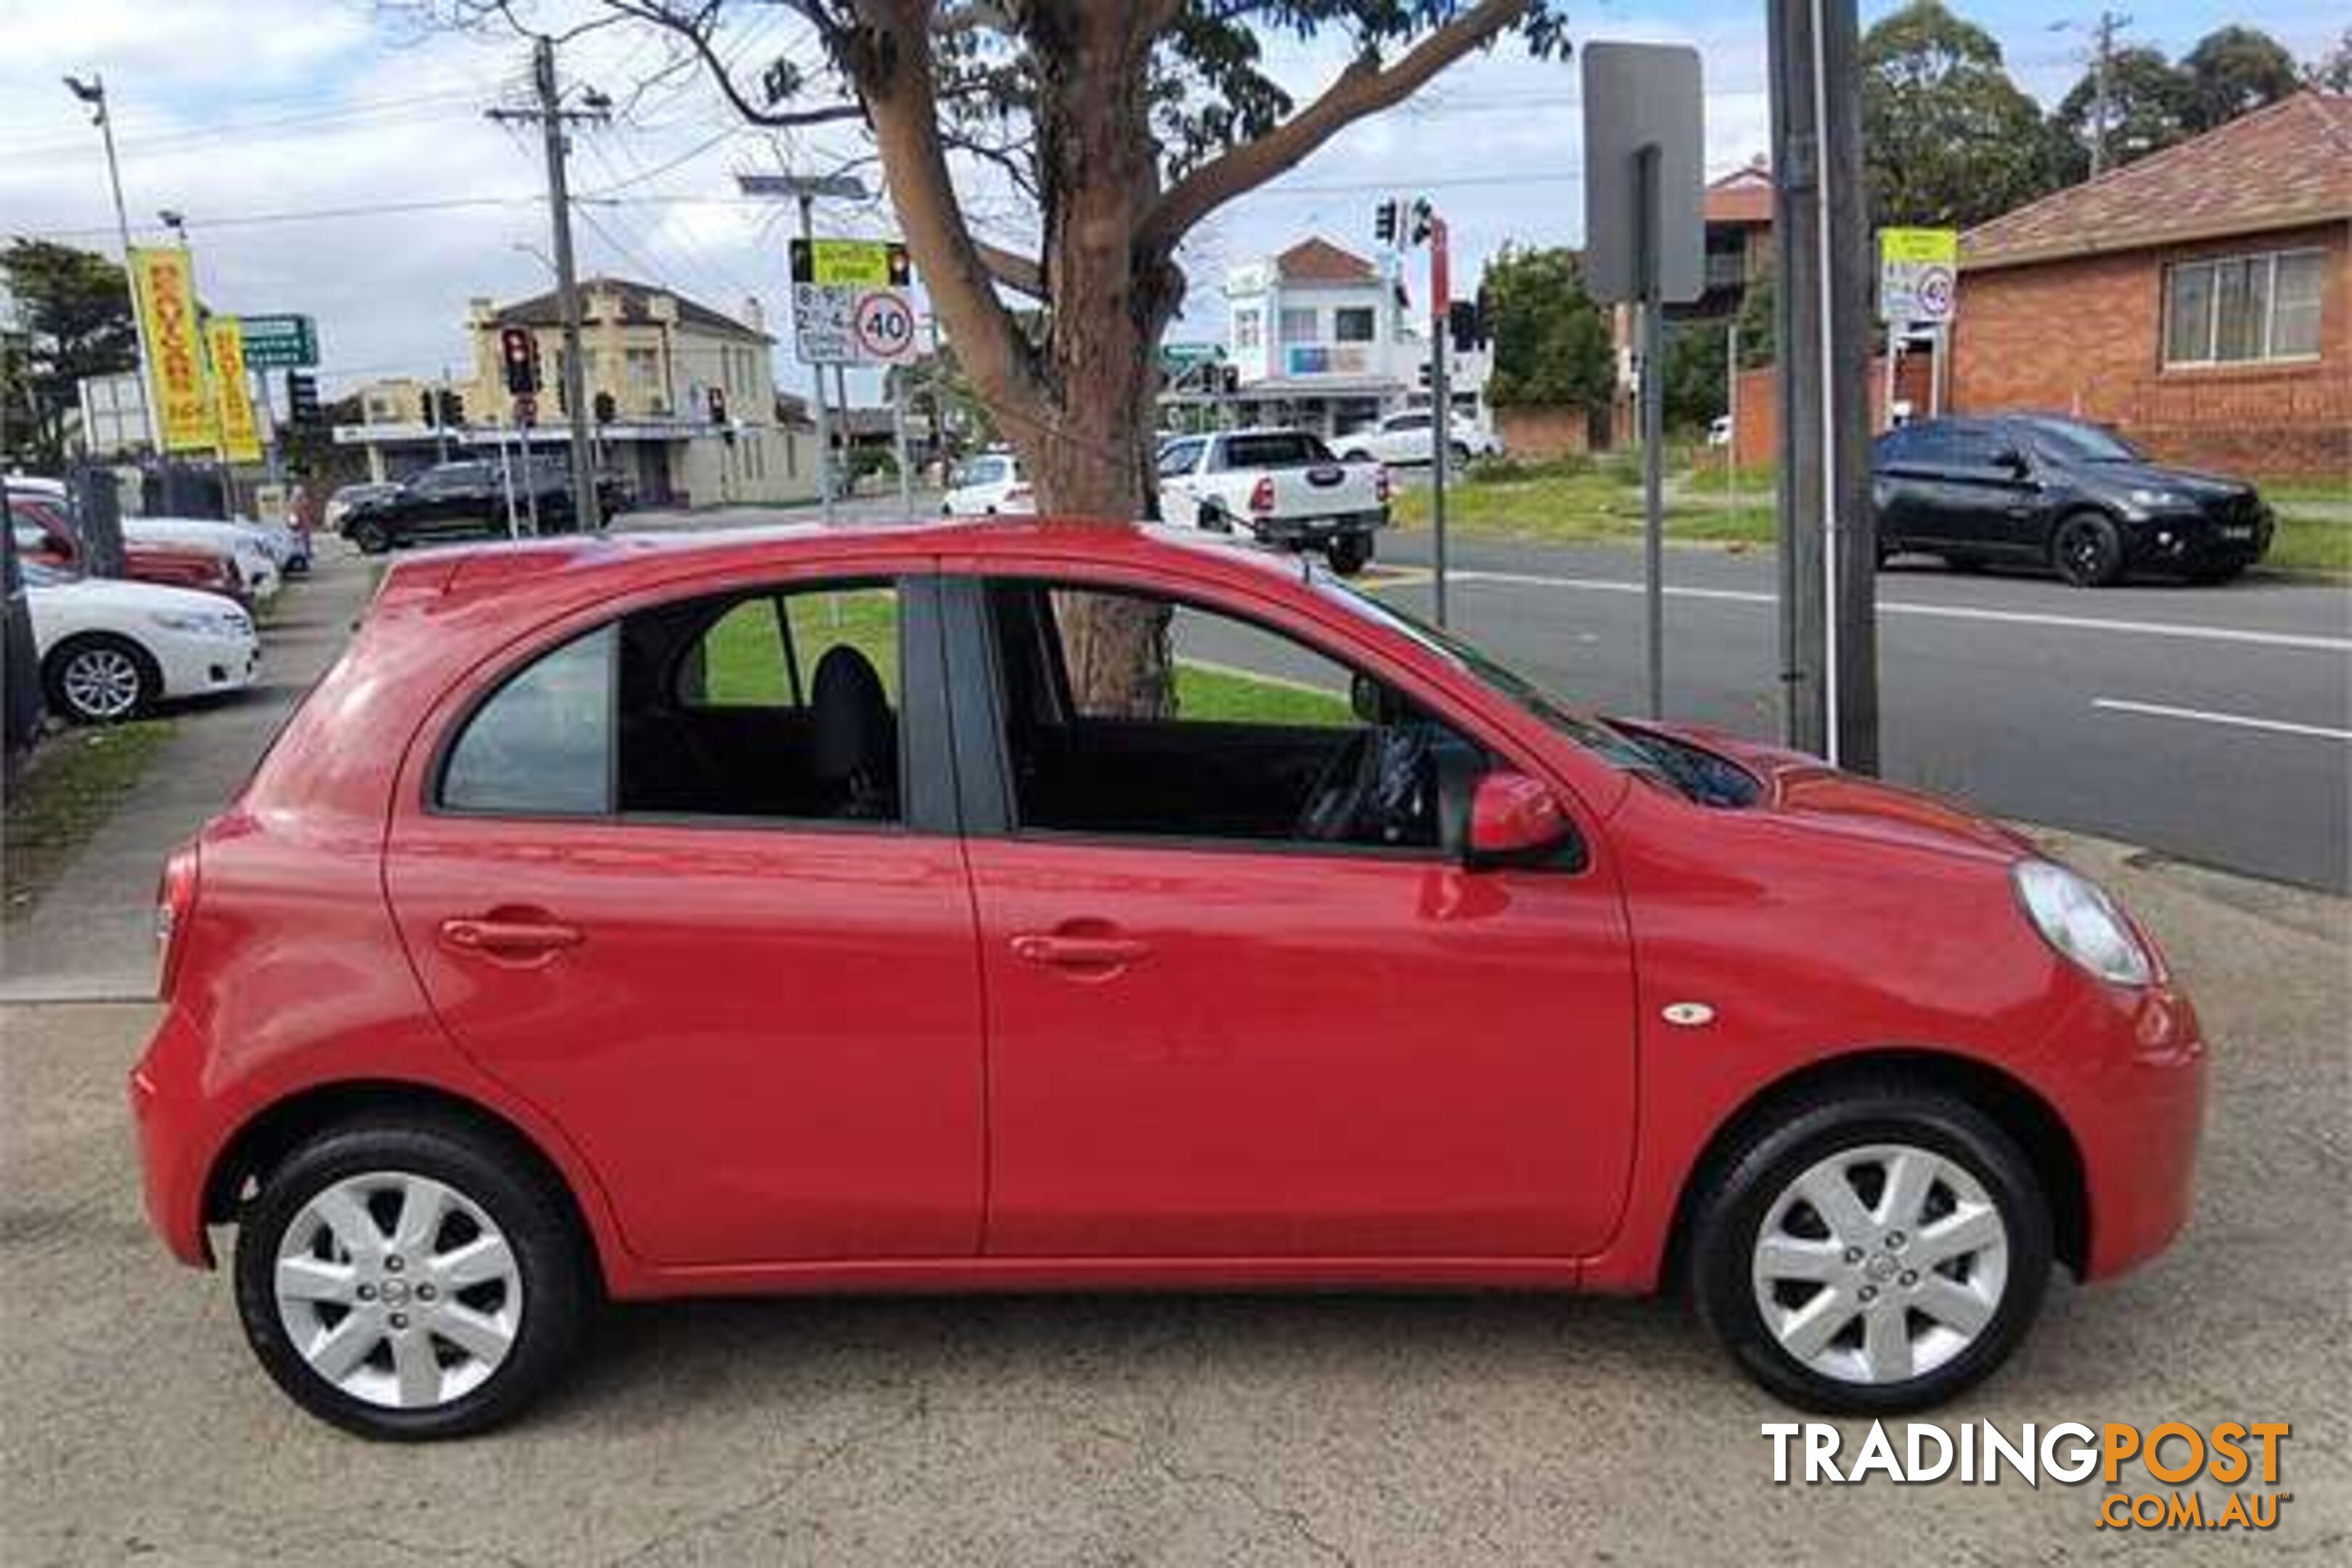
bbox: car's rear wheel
[1689,1085,2051,1413]
[233,1116,590,1440]
[2051,510,2126,587]
[43,633,159,724]
[1326,535,1372,576]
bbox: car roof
[376,518,1314,613]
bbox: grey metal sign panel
[1580,41,1705,305]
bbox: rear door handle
[1010,934,1151,968]
[439,916,584,958]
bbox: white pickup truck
[1154,428,1390,575]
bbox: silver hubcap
[274,1171,523,1410]
[1751,1143,2008,1386]
[62,647,141,719]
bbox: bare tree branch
[971,240,1045,298]
[599,0,868,127]
[1137,0,1530,256]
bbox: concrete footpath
[0,544,378,1002]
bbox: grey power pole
[492,38,607,533]
[63,73,164,457]
[1767,0,1878,772]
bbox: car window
[440,626,616,815]
[1220,433,1333,470]
[1388,414,1431,433]
[1156,439,1204,478]
[1942,423,2017,468]
[984,580,1484,851]
[444,581,906,823]
[959,457,1008,487]
[1873,427,1919,464]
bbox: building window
[1234,309,1262,351]
[1279,307,1318,345]
[2163,249,2324,367]
[1334,307,1375,343]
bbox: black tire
[1326,535,1372,576]
[1198,505,1235,534]
[2051,510,2126,587]
[42,632,160,724]
[1688,1083,2052,1415]
[349,518,391,555]
[232,1115,592,1440]
[1448,441,1472,467]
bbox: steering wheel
[1293,729,1376,841]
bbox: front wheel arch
[203,1079,608,1288]
[1658,1048,2088,1295]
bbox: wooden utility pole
[1767,0,1879,772]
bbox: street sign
[1580,42,1704,306]
[789,237,913,364]
[236,313,318,369]
[1879,228,1959,324]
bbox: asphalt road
[1368,532,2352,893]
[4,833,2343,1565]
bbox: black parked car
[1872,415,2271,587]
[340,457,631,554]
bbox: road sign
[1879,228,1959,324]
[853,290,917,362]
[1580,42,1705,306]
[236,313,318,369]
[790,238,913,364]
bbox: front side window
[1156,439,1204,478]
[439,581,905,823]
[2163,249,2324,366]
[985,581,1484,851]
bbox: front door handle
[1010,933,1151,968]
[439,915,584,959]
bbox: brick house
[1951,91,2349,478]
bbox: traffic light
[593,391,616,425]
[436,388,465,427]
[498,326,541,396]
[285,372,320,428]
[420,390,436,427]
[1374,199,1398,246]
[1409,197,1434,245]
[1448,298,1485,354]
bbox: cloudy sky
[1,1,2333,407]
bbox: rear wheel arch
[1659,1048,2088,1292]
[203,1080,612,1287]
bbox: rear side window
[440,626,615,814]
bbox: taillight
[1249,475,1276,514]
[155,841,200,1000]
[1375,465,1392,504]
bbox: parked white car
[121,518,281,600]
[20,562,258,724]
[942,452,1035,517]
[1335,410,1500,467]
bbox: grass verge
[1394,468,1776,547]
[2,719,176,924]
[2267,513,2352,579]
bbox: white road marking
[1441,570,2352,654]
[2091,698,2352,743]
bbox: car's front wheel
[349,518,391,555]
[233,1115,591,1440]
[1689,1085,2051,1413]
[2052,510,2126,587]
[44,633,159,724]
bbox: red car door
[950,571,1638,1260]
[384,573,986,1268]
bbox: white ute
[1155,428,1389,575]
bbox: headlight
[2012,859,2153,987]
[150,609,250,638]
[2127,488,2185,510]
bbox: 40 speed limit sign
[852,290,918,363]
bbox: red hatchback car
[132,521,2205,1438]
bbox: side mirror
[1462,770,1575,868]
[1998,449,2030,477]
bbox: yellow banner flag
[129,246,216,452]
[207,319,264,464]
